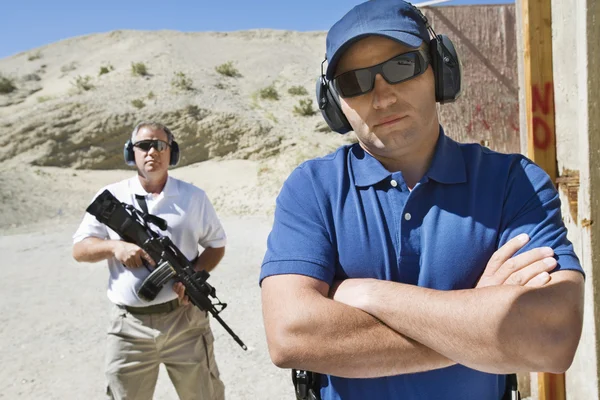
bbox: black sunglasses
[133,139,170,152]
[333,50,429,98]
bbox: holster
[292,369,321,400]
[501,374,521,400]
[292,370,520,400]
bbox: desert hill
[0,5,519,232]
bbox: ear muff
[124,124,181,167]
[429,34,462,104]
[315,76,352,134]
[169,140,180,166]
[124,139,135,166]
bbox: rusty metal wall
[424,5,520,154]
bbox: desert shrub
[98,64,114,76]
[265,112,278,123]
[259,84,279,100]
[71,75,94,92]
[131,62,148,76]
[214,82,226,89]
[27,51,42,61]
[171,71,193,91]
[293,99,316,116]
[37,95,54,103]
[23,73,41,82]
[186,104,201,118]
[147,91,156,99]
[315,121,332,133]
[60,62,78,74]
[131,99,145,109]
[0,75,16,94]
[288,85,308,96]
[215,61,241,77]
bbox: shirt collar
[350,145,392,187]
[350,126,467,187]
[425,127,467,184]
[130,175,179,197]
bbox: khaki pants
[105,304,225,400]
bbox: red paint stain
[466,103,520,134]
[531,82,554,149]
[466,104,491,133]
[532,82,553,115]
[533,117,551,150]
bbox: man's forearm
[262,276,454,378]
[349,273,583,374]
[193,246,225,273]
[72,237,116,263]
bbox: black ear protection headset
[123,123,180,166]
[316,3,462,134]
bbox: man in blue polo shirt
[260,0,585,399]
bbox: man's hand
[476,233,556,288]
[113,241,155,269]
[173,282,190,305]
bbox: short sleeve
[73,189,110,243]
[197,194,227,249]
[260,166,337,285]
[499,158,584,276]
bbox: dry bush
[27,51,42,61]
[99,64,114,76]
[259,84,279,100]
[37,95,54,103]
[288,85,308,96]
[215,61,241,77]
[0,75,16,94]
[293,99,316,116]
[171,72,193,91]
[71,75,95,92]
[131,62,148,76]
[60,62,78,74]
[131,99,146,109]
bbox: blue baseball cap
[325,0,430,79]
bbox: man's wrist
[109,240,121,257]
[360,280,407,316]
[356,279,381,314]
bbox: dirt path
[0,216,294,399]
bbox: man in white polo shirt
[72,121,226,400]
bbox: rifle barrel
[213,313,248,351]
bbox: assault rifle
[86,189,247,351]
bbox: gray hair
[131,121,174,143]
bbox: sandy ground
[0,214,296,400]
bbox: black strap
[135,194,149,214]
[135,194,168,231]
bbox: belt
[118,298,180,315]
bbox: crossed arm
[261,237,584,378]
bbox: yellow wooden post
[521,0,564,398]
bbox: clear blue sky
[1,0,513,59]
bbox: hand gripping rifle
[86,189,247,351]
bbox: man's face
[336,36,438,159]
[133,126,171,177]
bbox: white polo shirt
[73,175,227,307]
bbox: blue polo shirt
[260,128,583,400]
